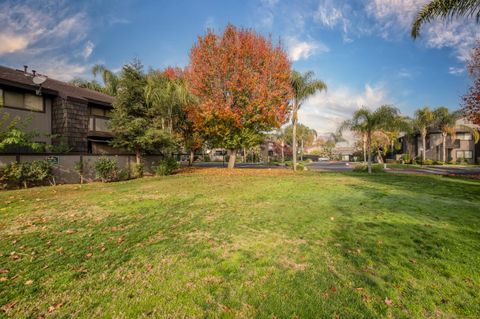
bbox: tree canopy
[186,24,293,168]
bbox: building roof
[0,65,113,105]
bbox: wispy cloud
[82,41,94,59]
[286,36,329,61]
[299,83,392,143]
[0,0,93,80]
[448,66,465,75]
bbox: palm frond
[412,0,480,38]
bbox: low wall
[0,154,165,185]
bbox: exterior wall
[414,133,476,163]
[0,154,162,185]
[52,97,89,152]
[0,97,52,144]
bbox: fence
[0,154,165,184]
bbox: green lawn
[1,169,479,318]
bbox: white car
[318,157,330,161]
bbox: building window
[1,89,44,112]
[457,133,472,140]
[457,150,473,159]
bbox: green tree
[290,70,327,170]
[433,107,457,162]
[69,64,119,96]
[413,107,435,162]
[92,64,119,96]
[411,0,480,38]
[284,123,317,161]
[0,110,43,152]
[341,105,400,173]
[109,60,176,164]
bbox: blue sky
[0,0,478,136]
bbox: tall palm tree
[341,105,400,173]
[413,107,435,162]
[411,0,480,38]
[434,107,457,162]
[92,64,119,96]
[290,70,327,171]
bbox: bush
[203,155,211,162]
[296,163,306,171]
[117,168,130,181]
[131,163,144,178]
[94,157,118,182]
[0,160,53,189]
[457,157,467,165]
[353,164,384,173]
[155,158,178,176]
[434,160,445,165]
[423,159,433,165]
[448,159,457,165]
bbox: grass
[1,169,479,318]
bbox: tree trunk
[367,133,372,174]
[281,140,285,163]
[442,133,447,162]
[391,141,395,159]
[421,132,426,162]
[135,149,141,165]
[292,108,298,171]
[300,139,304,161]
[227,149,237,169]
[363,134,367,164]
[377,148,383,164]
[189,150,194,166]
[243,147,247,163]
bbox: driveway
[192,162,285,169]
[307,161,354,172]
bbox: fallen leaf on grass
[25,279,33,285]
[1,300,18,312]
[384,297,393,306]
[410,259,417,264]
[0,269,8,274]
[48,303,63,313]
[65,229,76,234]
[0,277,8,282]
[85,253,93,258]
[355,287,364,291]
[330,285,337,292]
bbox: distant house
[399,117,479,164]
[0,65,117,154]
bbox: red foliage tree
[186,24,293,168]
[463,42,480,125]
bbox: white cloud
[298,83,392,144]
[365,0,480,61]
[286,36,329,61]
[397,68,412,78]
[82,41,94,59]
[0,33,29,54]
[448,66,465,75]
[0,2,89,56]
[0,1,92,81]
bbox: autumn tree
[186,24,293,168]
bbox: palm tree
[341,105,400,173]
[411,0,480,38]
[434,107,457,162]
[413,107,435,162]
[92,64,119,96]
[290,70,327,171]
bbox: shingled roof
[0,65,113,105]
